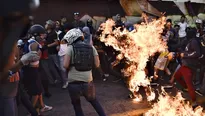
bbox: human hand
[167,52,174,60]
[180,53,184,58]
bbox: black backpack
[71,43,94,71]
[196,38,205,64]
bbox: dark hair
[186,27,197,39]
[166,19,172,24]
[61,16,67,19]
[181,15,185,19]
[174,24,180,28]
[63,23,74,30]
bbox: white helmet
[196,18,202,24]
[63,28,84,45]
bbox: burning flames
[99,15,205,115]
[145,88,205,116]
[99,16,167,101]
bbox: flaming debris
[99,16,167,101]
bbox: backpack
[71,43,94,71]
[196,38,205,64]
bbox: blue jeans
[48,54,61,82]
[68,82,106,116]
[0,96,18,116]
[59,55,68,84]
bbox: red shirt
[39,41,48,59]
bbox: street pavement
[18,72,205,116]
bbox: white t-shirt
[58,44,68,56]
[178,22,188,38]
[56,30,62,40]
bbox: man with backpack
[63,28,106,116]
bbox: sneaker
[62,82,68,89]
[40,105,53,112]
[103,78,107,82]
[163,84,173,89]
[195,90,203,96]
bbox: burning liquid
[99,16,167,101]
[99,15,205,115]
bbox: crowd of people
[0,11,205,116]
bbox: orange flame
[145,88,205,116]
[99,16,167,101]
[99,15,204,115]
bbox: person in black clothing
[115,14,124,28]
[72,12,85,29]
[94,28,123,82]
[44,20,61,84]
[169,29,200,109]
[60,16,67,31]
[58,23,73,41]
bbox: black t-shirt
[59,31,66,41]
[72,20,85,29]
[46,30,58,55]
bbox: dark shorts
[23,66,43,96]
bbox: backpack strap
[69,44,75,67]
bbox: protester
[115,14,124,28]
[178,15,189,50]
[72,12,85,29]
[39,37,53,97]
[58,23,73,89]
[45,20,61,84]
[63,28,106,116]
[0,42,40,116]
[169,29,200,108]
[83,26,93,45]
[22,25,52,115]
[55,21,62,35]
[86,19,95,34]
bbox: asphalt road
[18,72,205,116]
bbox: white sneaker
[103,78,107,81]
[40,105,53,112]
[62,82,69,89]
